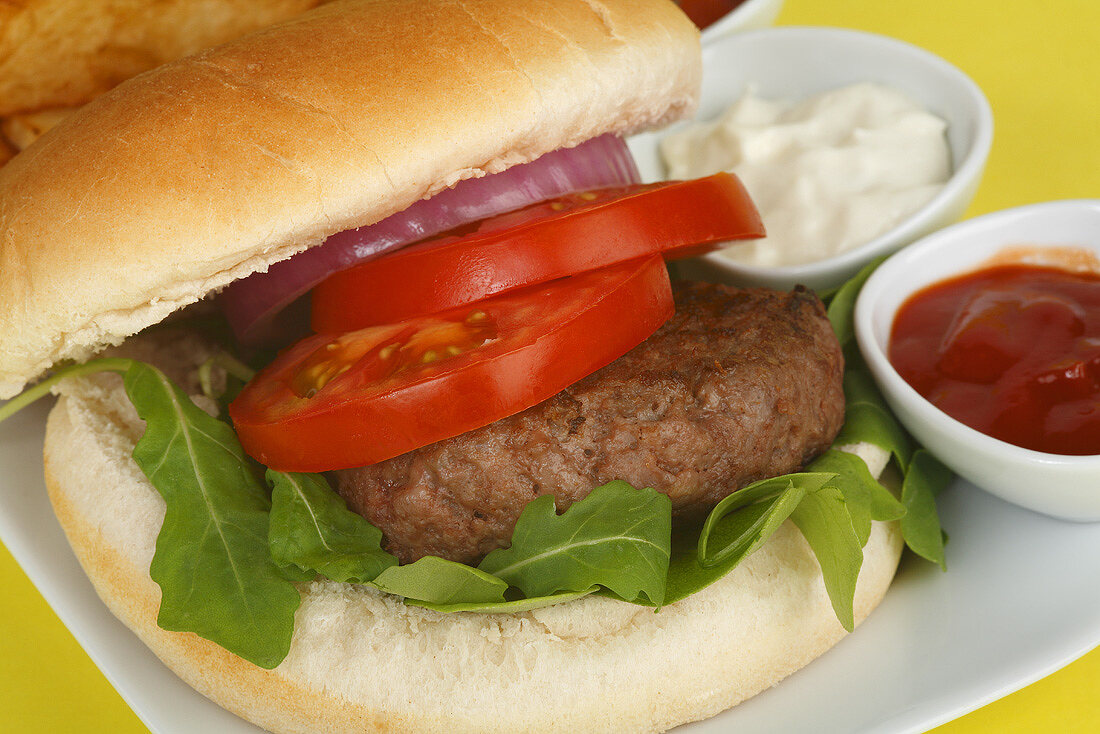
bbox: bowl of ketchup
[856,199,1100,521]
[676,0,784,43]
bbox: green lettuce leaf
[808,452,871,545]
[478,481,672,605]
[835,371,914,471]
[663,525,723,606]
[867,474,910,524]
[404,589,597,614]
[663,474,830,605]
[842,369,887,406]
[807,450,906,545]
[698,474,827,567]
[371,555,508,605]
[826,257,885,348]
[834,402,912,470]
[124,363,301,670]
[901,449,952,570]
[267,470,397,584]
[791,484,864,632]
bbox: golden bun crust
[0,0,701,399]
[42,365,903,734]
[0,0,329,116]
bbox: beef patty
[336,282,845,564]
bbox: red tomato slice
[311,173,761,332]
[230,256,673,472]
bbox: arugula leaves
[401,588,598,615]
[660,452,908,629]
[808,450,907,544]
[821,263,946,562]
[836,372,914,471]
[682,449,907,632]
[267,470,397,583]
[900,450,952,569]
[790,484,864,630]
[371,556,508,606]
[478,481,671,605]
[124,363,302,670]
[699,475,822,568]
[826,256,886,348]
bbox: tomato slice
[310,173,761,332]
[230,256,673,471]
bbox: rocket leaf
[807,450,906,545]
[124,362,301,670]
[901,450,952,570]
[826,257,885,348]
[478,481,672,605]
[403,589,597,614]
[791,484,864,632]
[697,474,827,568]
[370,555,508,605]
[267,470,397,584]
[836,402,910,469]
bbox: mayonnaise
[660,82,951,268]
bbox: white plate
[3,400,1099,734]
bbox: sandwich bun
[44,342,903,733]
[0,0,700,399]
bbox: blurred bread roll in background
[0,0,330,114]
[2,107,75,150]
[0,135,14,165]
[0,0,330,153]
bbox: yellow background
[1,0,1098,731]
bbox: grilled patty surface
[337,282,845,564]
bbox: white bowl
[855,200,1100,521]
[699,0,784,44]
[628,26,993,292]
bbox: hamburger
[0,1,943,731]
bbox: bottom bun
[43,366,903,734]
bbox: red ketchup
[674,0,748,29]
[889,264,1100,455]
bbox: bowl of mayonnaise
[628,26,993,291]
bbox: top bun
[0,0,700,399]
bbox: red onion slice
[220,134,640,346]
